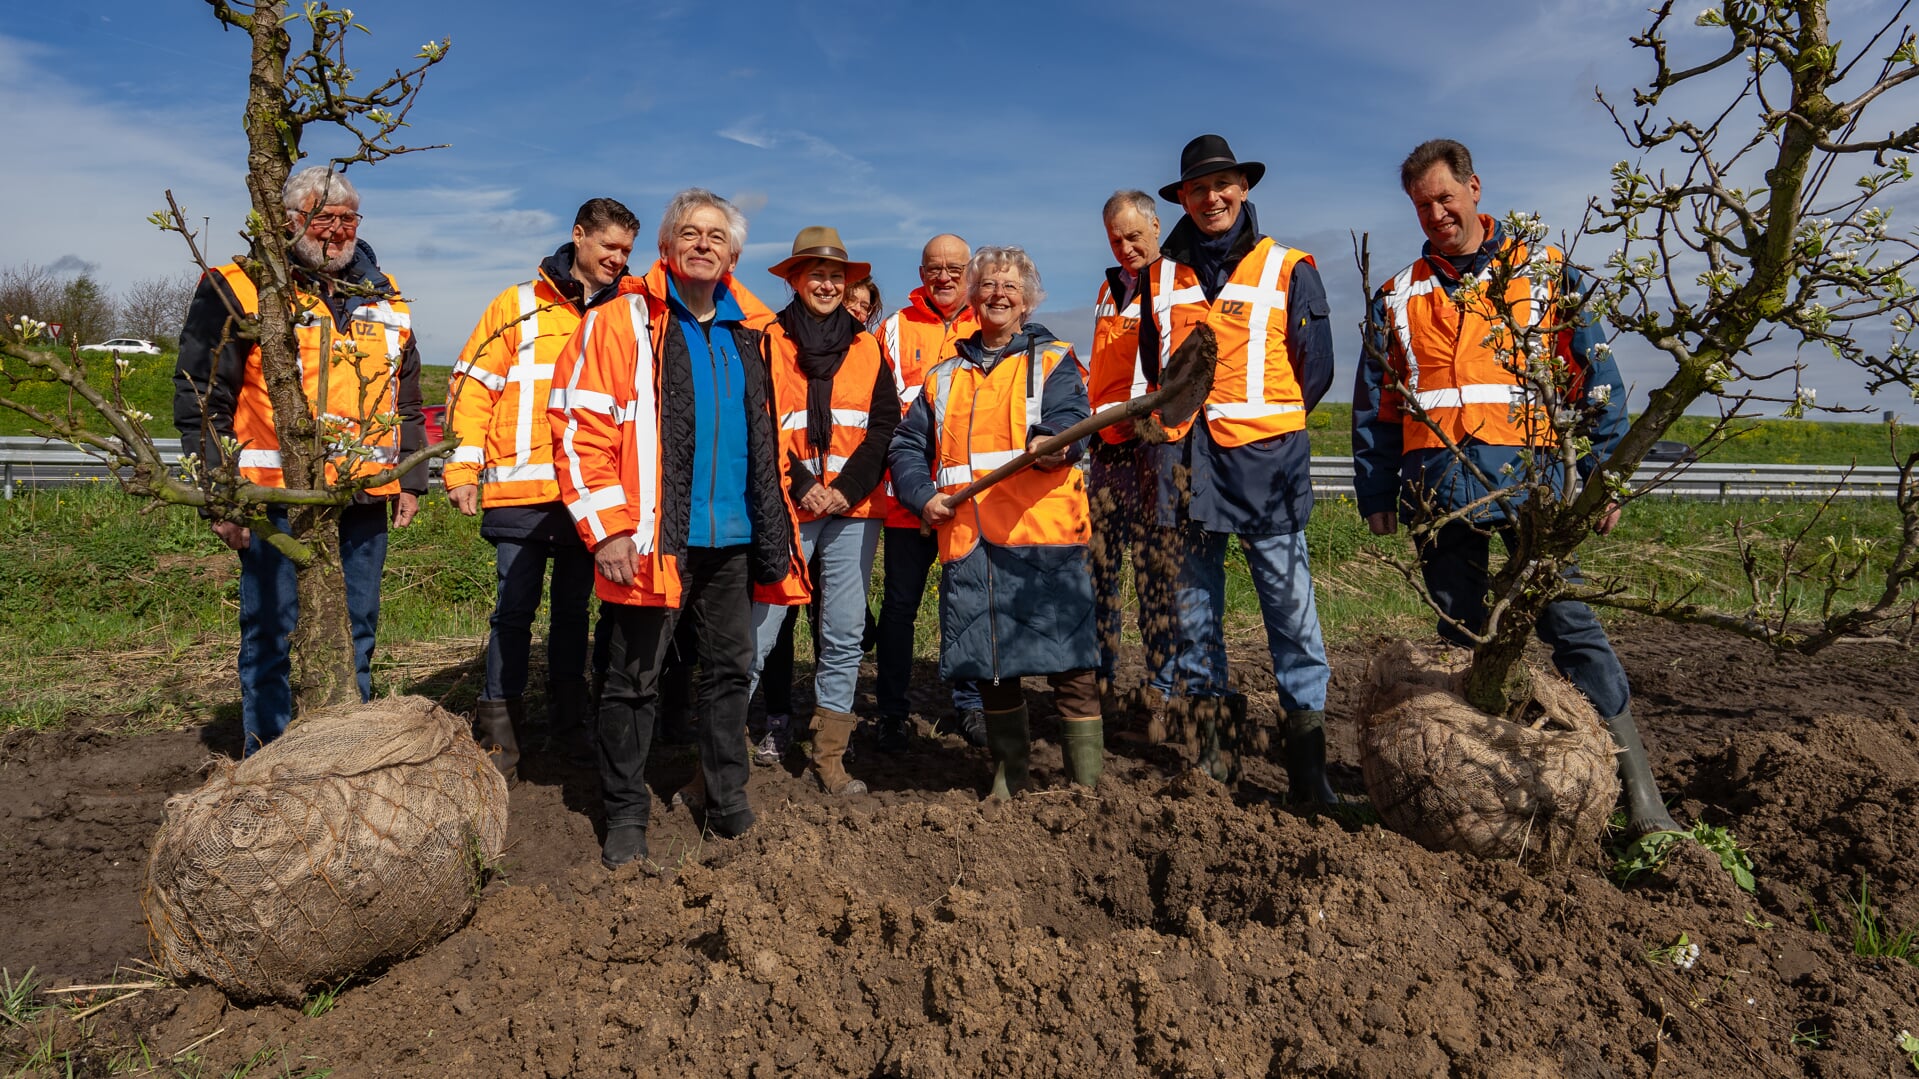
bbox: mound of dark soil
[5,618,1917,1077]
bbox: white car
[79,338,161,355]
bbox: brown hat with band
[768,225,872,282]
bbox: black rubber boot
[985,705,1031,800]
[547,678,596,766]
[1282,709,1339,805]
[474,698,520,784]
[601,824,648,870]
[876,714,912,754]
[1192,697,1230,783]
[1605,707,1681,836]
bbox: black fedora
[1158,134,1265,203]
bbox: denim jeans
[483,535,594,700]
[876,525,981,717]
[598,545,754,829]
[1417,519,1631,718]
[1089,447,1176,691]
[748,516,880,714]
[1167,528,1330,712]
[237,502,388,755]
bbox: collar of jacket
[905,284,970,327]
[1420,213,1504,283]
[1159,200,1261,276]
[539,243,628,312]
[1104,265,1140,308]
[955,322,1057,370]
[626,260,775,327]
[292,238,393,297]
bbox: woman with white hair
[886,246,1103,797]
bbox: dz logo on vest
[1218,301,1247,317]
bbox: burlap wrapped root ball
[1358,640,1619,866]
[143,695,508,1004]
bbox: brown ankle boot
[809,709,868,795]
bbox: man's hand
[1027,434,1069,472]
[211,520,250,551]
[923,493,956,525]
[595,533,639,586]
[447,484,479,516]
[1365,510,1398,536]
[393,491,420,528]
[1594,503,1622,536]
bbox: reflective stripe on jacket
[547,267,807,608]
[877,287,978,527]
[1088,272,1146,446]
[445,270,580,505]
[1374,234,1570,451]
[764,325,891,521]
[1143,238,1312,447]
[213,262,410,494]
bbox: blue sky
[2,0,1911,418]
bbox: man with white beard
[174,166,427,754]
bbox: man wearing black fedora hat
[1137,134,1338,803]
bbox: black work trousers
[598,545,755,829]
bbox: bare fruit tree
[0,0,451,714]
[1362,0,1919,717]
[118,272,200,347]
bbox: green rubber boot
[1605,707,1681,836]
[1059,715,1105,789]
[1283,709,1339,805]
[985,704,1031,800]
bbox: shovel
[938,323,1218,508]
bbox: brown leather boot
[808,709,869,795]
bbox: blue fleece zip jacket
[667,275,753,548]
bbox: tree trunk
[1461,614,1534,718]
[287,504,360,715]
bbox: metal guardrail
[0,435,1905,501]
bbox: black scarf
[1190,201,1259,300]
[777,298,863,454]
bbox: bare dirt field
[3,617,1917,1077]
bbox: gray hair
[1102,189,1157,224]
[964,245,1045,311]
[657,188,748,254]
[283,167,359,216]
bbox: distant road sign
[48,323,63,338]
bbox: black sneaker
[876,714,912,754]
[601,824,648,870]
[955,708,989,748]
[705,805,756,839]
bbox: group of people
[173,133,1681,873]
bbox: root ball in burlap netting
[142,695,508,1004]
[1358,640,1619,866]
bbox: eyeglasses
[921,264,967,280]
[304,212,362,229]
[976,280,1023,297]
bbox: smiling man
[1138,134,1337,800]
[549,189,802,869]
[445,198,639,780]
[1352,138,1679,838]
[173,166,427,757]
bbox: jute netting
[1359,640,1620,867]
[143,695,508,1003]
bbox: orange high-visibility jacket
[877,288,978,528]
[763,323,892,522]
[547,266,806,608]
[1142,238,1313,447]
[444,267,589,505]
[1375,233,1571,450]
[922,340,1092,564]
[1087,271,1146,446]
[211,262,411,494]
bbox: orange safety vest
[1142,238,1312,447]
[878,288,978,528]
[444,268,583,506]
[1087,274,1146,445]
[764,323,890,522]
[1376,233,1569,451]
[211,262,410,494]
[548,266,806,608]
[922,342,1091,564]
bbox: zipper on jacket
[702,323,722,544]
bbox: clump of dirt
[5,620,1919,1077]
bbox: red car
[422,404,447,444]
